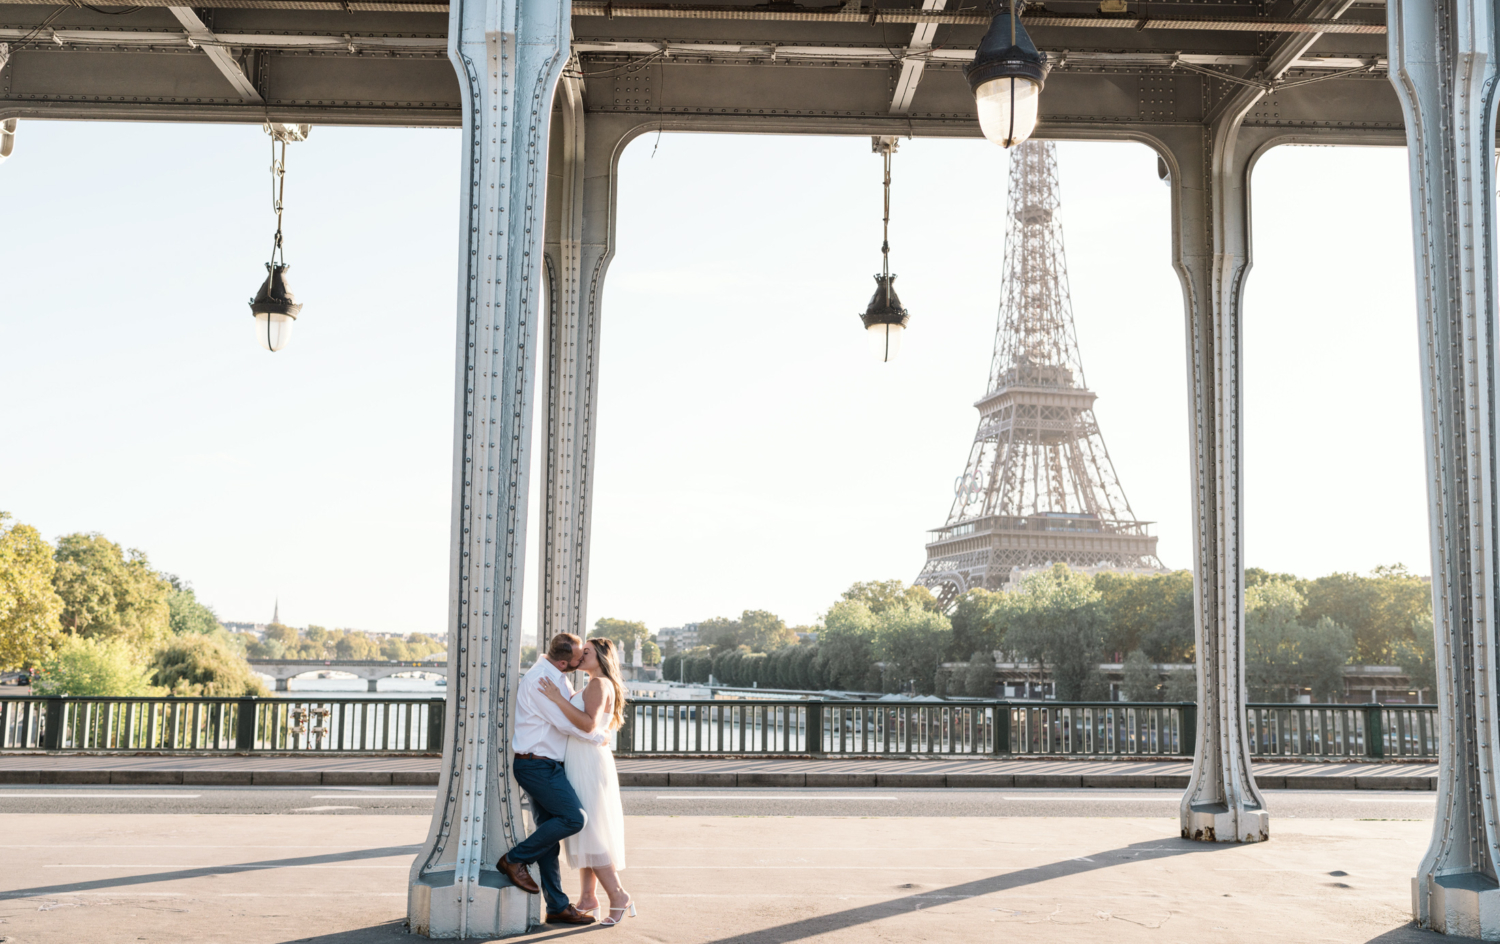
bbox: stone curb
[0,769,1436,790]
[0,770,443,786]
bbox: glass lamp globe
[255,312,296,352]
[974,75,1041,148]
[867,322,904,363]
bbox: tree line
[0,511,445,697]
[652,564,1436,702]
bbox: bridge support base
[274,678,288,692]
[367,679,379,693]
[1416,875,1500,940]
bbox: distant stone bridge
[247,659,447,692]
[247,659,661,691]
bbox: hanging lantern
[859,136,910,363]
[862,274,909,363]
[250,263,303,352]
[248,123,310,352]
[966,1,1047,148]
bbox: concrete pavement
[0,790,1462,943]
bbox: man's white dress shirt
[511,659,607,760]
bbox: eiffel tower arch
[917,140,1161,608]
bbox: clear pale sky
[0,120,1427,635]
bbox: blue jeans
[508,756,586,915]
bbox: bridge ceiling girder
[0,3,1399,131]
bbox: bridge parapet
[0,696,1435,763]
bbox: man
[496,633,608,926]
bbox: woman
[536,636,636,927]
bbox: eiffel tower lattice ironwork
[916,140,1161,606]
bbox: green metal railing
[0,696,445,753]
[618,699,1438,760]
[1,695,1438,760]
[1245,703,1438,760]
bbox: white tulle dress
[563,687,627,871]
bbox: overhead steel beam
[167,6,262,102]
[888,0,945,114]
[0,0,1389,29]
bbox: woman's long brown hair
[589,637,628,732]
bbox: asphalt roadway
[0,783,1438,819]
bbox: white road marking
[654,795,898,800]
[42,864,410,869]
[1344,797,1434,802]
[997,796,1180,801]
[308,795,435,800]
[0,794,201,799]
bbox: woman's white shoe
[599,895,636,927]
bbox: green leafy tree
[1121,649,1160,702]
[840,579,939,615]
[152,634,269,696]
[961,650,995,697]
[949,589,1017,662]
[1245,579,1353,701]
[265,623,299,649]
[33,634,161,696]
[591,618,650,656]
[640,639,660,665]
[1394,611,1436,702]
[1301,565,1432,664]
[1002,564,1110,700]
[1163,667,1197,702]
[818,600,882,691]
[873,602,952,695]
[0,513,64,671]
[52,533,171,651]
[163,576,221,637]
[697,616,743,653]
[740,609,795,652]
[381,637,412,661]
[1093,570,1195,663]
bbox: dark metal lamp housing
[861,273,910,363]
[250,263,303,353]
[965,2,1048,148]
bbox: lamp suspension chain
[270,132,288,266]
[881,145,892,298]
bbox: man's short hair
[547,633,582,662]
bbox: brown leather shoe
[495,854,539,895]
[545,905,597,926]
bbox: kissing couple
[496,633,635,927]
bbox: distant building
[656,624,700,651]
[223,621,267,635]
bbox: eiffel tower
[916,141,1161,606]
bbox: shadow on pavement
[271,920,412,943]
[681,835,1234,944]
[0,844,421,900]
[1363,924,1480,943]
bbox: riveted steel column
[406,0,567,932]
[539,72,594,652]
[1163,116,1269,844]
[1389,1,1500,935]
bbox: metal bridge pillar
[536,80,623,654]
[1161,116,1273,845]
[1389,1,1500,935]
[406,0,569,932]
